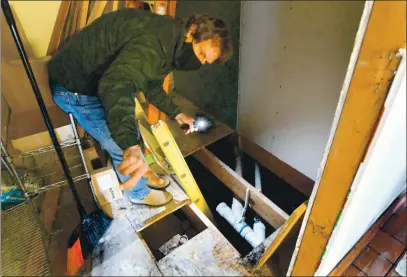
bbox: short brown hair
[186,14,233,64]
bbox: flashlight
[181,115,214,135]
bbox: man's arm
[98,36,168,150]
[98,36,169,189]
[144,79,180,118]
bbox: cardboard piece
[11,124,75,153]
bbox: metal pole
[1,0,86,218]
[68,113,91,182]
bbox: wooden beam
[111,1,119,12]
[256,202,307,270]
[290,2,406,275]
[69,2,80,38]
[167,0,177,18]
[238,135,314,196]
[87,1,107,26]
[329,191,406,276]
[77,1,89,31]
[193,148,289,228]
[47,1,71,55]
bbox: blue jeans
[50,82,151,200]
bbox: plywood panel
[158,228,251,276]
[91,218,162,276]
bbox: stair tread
[123,178,190,232]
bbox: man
[48,8,232,206]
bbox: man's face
[192,39,221,65]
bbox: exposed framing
[288,1,406,275]
[86,1,107,25]
[46,1,71,55]
[238,135,314,196]
[193,148,289,228]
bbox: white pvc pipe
[235,155,243,177]
[254,162,262,192]
[217,147,266,248]
[253,220,266,242]
[216,202,264,248]
[233,150,244,218]
[253,162,266,242]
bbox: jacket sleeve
[98,36,179,150]
[145,79,181,119]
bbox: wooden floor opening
[184,135,308,257]
[139,205,208,261]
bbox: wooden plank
[238,135,314,196]
[69,1,80,38]
[87,1,107,25]
[290,2,407,275]
[139,91,234,157]
[193,148,289,228]
[77,1,89,31]
[125,178,190,232]
[167,94,235,158]
[329,192,406,276]
[47,1,71,55]
[91,218,162,276]
[168,0,177,18]
[255,202,307,270]
[111,1,119,12]
[158,227,252,276]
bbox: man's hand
[175,113,195,129]
[117,145,148,190]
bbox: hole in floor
[185,135,308,256]
[139,205,208,261]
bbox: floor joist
[193,148,289,229]
[237,134,314,196]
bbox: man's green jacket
[48,9,190,150]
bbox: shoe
[146,177,170,190]
[128,189,173,207]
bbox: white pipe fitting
[253,219,266,242]
[231,198,244,218]
[216,202,264,248]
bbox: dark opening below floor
[186,136,308,256]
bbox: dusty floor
[6,134,308,276]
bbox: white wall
[316,52,407,276]
[238,1,364,180]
